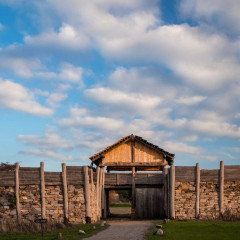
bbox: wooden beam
[101,168,105,216]
[131,140,135,163]
[220,161,224,215]
[62,163,68,221]
[40,162,46,219]
[15,163,21,223]
[99,167,103,218]
[84,166,91,220]
[195,163,200,218]
[163,167,168,218]
[170,165,175,219]
[131,166,136,219]
[101,162,165,167]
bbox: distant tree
[0,162,17,171]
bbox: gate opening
[108,189,131,218]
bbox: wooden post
[96,166,100,219]
[116,173,120,185]
[99,168,103,218]
[131,166,136,219]
[40,162,46,219]
[195,163,200,218]
[220,161,224,215]
[62,163,68,221]
[170,164,175,219]
[163,167,168,218]
[84,166,91,220]
[15,163,21,223]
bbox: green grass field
[0,223,108,240]
[147,220,240,240]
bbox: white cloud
[176,95,207,105]
[179,0,240,35]
[46,92,67,107]
[20,149,73,161]
[0,79,53,116]
[59,107,125,131]
[24,23,89,50]
[189,120,240,138]
[85,87,162,112]
[18,132,72,150]
[163,141,201,154]
[182,135,198,142]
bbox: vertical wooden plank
[220,161,224,215]
[96,166,100,219]
[101,168,105,212]
[15,163,21,223]
[40,162,46,219]
[84,166,91,220]
[170,165,175,219]
[163,167,168,218]
[195,163,200,218]
[116,173,120,185]
[131,166,136,219]
[99,167,103,218]
[62,163,68,221]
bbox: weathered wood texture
[40,162,46,219]
[15,163,21,223]
[224,165,240,180]
[84,166,91,218]
[104,142,132,164]
[66,166,84,185]
[195,163,200,218]
[19,167,40,185]
[104,173,164,186]
[62,163,68,220]
[219,161,224,214]
[0,171,15,186]
[175,166,195,182]
[134,141,164,163]
[170,165,175,219]
[136,187,164,219]
[200,169,219,182]
[45,172,62,185]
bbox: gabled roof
[89,134,175,164]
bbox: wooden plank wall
[175,166,195,182]
[104,173,165,186]
[224,165,240,181]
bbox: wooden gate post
[40,162,46,219]
[84,166,91,221]
[15,162,21,223]
[62,163,69,221]
[170,164,175,219]
[131,166,136,219]
[163,167,168,218]
[220,161,224,215]
[195,163,200,218]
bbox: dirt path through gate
[84,220,154,240]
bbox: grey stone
[156,229,163,235]
[156,224,162,228]
[79,229,86,234]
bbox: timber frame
[90,134,175,219]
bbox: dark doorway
[108,189,131,218]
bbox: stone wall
[175,182,196,219]
[224,181,240,217]
[45,185,64,222]
[199,182,219,219]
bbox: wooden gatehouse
[90,134,175,219]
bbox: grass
[0,223,108,240]
[110,203,131,208]
[146,220,240,240]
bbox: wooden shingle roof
[90,134,175,165]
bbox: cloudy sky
[0,0,240,171]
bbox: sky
[0,0,240,171]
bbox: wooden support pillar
[170,164,175,219]
[131,166,136,219]
[62,163,68,221]
[163,167,168,218]
[96,166,100,219]
[116,173,120,185]
[15,163,21,223]
[195,163,200,218]
[220,161,224,215]
[101,168,105,217]
[40,162,46,219]
[84,166,91,220]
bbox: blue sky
[0,0,240,171]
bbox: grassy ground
[110,203,131,208]
[0,223,108,240]
[147,220,240,240]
